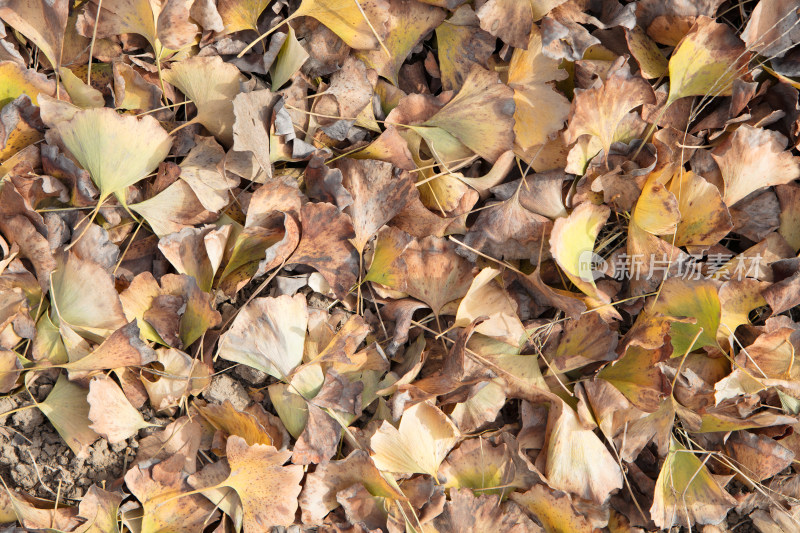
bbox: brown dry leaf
[125,453,219,533]
[335,157,414,253]
[711,124,800,206]
[433,488,541,532]
[564,60,655,160]
[291,402,341,464]
[75,485,123,533]
[232,89,279,177]
[289,202,360,299]
[396,235,474,316]
[299,450,403,523]
[0,0,67,68]
[62,321,157,377]
[158,225,231,292]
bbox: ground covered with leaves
[2,0,800,531]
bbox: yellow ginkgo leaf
[218,294,309,379]
[549,202,610,297]
[78,0,198,55]
[423,66,515,163]
[370,401,460,477]
[217,0,271,34]
[0,61,58,108]
[508,25,570,152]
[37,372,100,457]
[650,438,736,529]
[239,0,390,56]
[357,0,446,85]
[667,169,733,252]
[666,16,747,106]
[294,0,390,50]
[53,107,172,204]
[164,55,242,147]
[650,277,721,356]
[511,484,594,533]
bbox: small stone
[233,364,270,386]
[202,374,251,410]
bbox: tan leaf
[88,374,154,443]
[711,124,800,206]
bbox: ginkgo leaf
[549,202,610,297]
[598,345,669,412]
[0,61,58,108]
[196,400,286,448]
[434,5,495,92]
[216,435,304,528]
[218,294,308,379]
[288,202,360,299]
[711,124,800,206]
[455,267,525,346]
[433,488,540,532]
[650,438,736,529]
[542,399,623,504]
[59,67,104,108]
[423,66,515,163]
[666,16,747,106]
[61,321,156,377]
[142,348,211,412]
[216,0,271,34]
[0,0,67,68]
[88,374,154,442]
[357,0,446,85]
[78,0,198,54]
[269,26,309,90]
[508,24,570,151]
[131,180,217,238]
[397,235,474,316]
[564,60,655,159]
[511,484,593,533]
[125,454,218,533]
[75,485,123,533]
[163,55,242,147]
[50,253,127,342]
[335,157,414,253]
[53,108,172,204]
[37,372,99,457]
[370,401,460,477]
[299,449,405,524]
[651,277,721,356]
[668,169,733,251]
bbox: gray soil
[0,372,140,501]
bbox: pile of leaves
[3,0,800,530]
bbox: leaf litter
[2,0,800,531]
